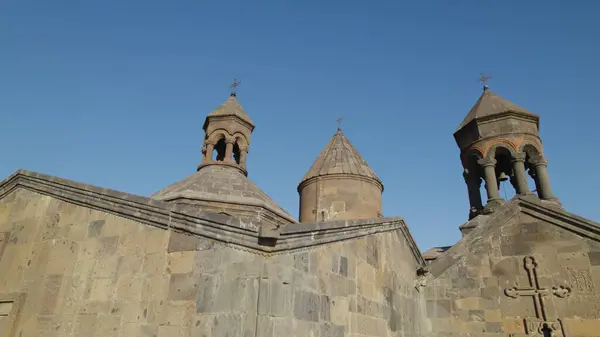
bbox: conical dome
[204,93,254,129]
[297,128,383,223]
[299,129,382,188]
[456,89,538,132]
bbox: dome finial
[230,78,241,97]
[336,116,343,132]
[478,72,492,91]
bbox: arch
[486,142,517,160]
[461,148,483,169]
[519,142,543,158]
[232,133,248,150]
[206,129,232,145]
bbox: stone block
[320,294,331,321]
[321,322,345,337]
[211,314,242,336]
[330,297,349,325]
[143,252,166,275]
[142,275,170,301]
[168,231,201,253]
[339,256,348,277]
[169,273,199,301]
[116,275,144,301]
[294,290,320,322]
[269,279,292,317]
[96,237,119,258]
[157,325,190,337]
[88,220,105,238]
[588,251,600,266]
[92,257,120,279]
[167,251,196,274]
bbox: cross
[477,72,492,91]
[336,116,343,131]
[504,256,571,336]
[230,79,241,96]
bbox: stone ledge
[0,169,425,263]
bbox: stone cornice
[0,170,423,264]
[517,195,600,241]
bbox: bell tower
[198,82,255,176]
[454,78,560,220]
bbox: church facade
[0,87,599,337]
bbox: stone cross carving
[504,256,571,336]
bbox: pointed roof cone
[299,128,382,189]
[456,89,538,132]
[205,93,254,127]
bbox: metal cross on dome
[478,73,492,91]
[230,79,241,96]
[336,116,343,131]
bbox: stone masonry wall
[256,230,426,336]
[0,189,263,337]
[0,187,425,337]
[299,177,383,223]
[425,211,600,337]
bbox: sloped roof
[0,169,420,255]
[206,94,254,127]
[456,89,538,132]
[151,165,295,223]
[427,195,600,278]
[300,129,382,186]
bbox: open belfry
[1,80,599,337]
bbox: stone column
[224,140,234,163]
[512,153,530,195]
[530,156,556,200]
[204,143,214,163]
[239,148,248,167]
[463,169,483,219]
[478,158,503,206]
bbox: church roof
[456,89,538,132]
[206,94,254,127]
[300,129,382,186]
[151,165,295,222]
[0,169,422,256]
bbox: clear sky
[1,1,599,251]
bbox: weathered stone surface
[425,201,600,337]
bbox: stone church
[0,84,599,337]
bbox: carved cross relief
[504,256,572,336]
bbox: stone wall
[0,187,425,337]
[0,189,263,337]
[425,208,600,337]
[257,230,426,336]
[298,176,383,222]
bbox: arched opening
[522,144,542,197]
[213,138,227,162]
[233,142,241,164]
[464,153,484,214]
[493,147,516,200]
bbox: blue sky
[1,1,599,251]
